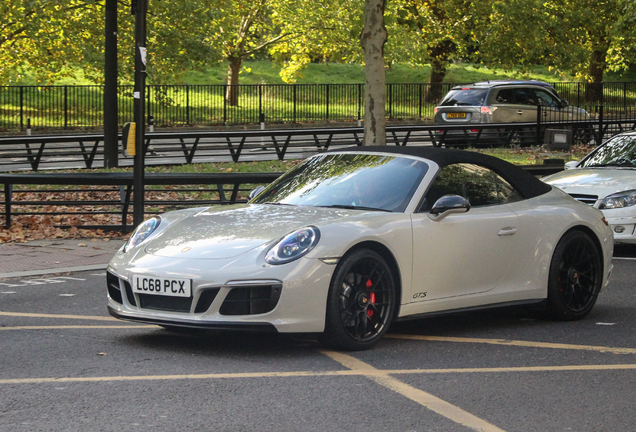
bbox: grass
[8,60,636,87]
[179,61,636,86]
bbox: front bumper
[604,215,636,244]
[106,249,336,334]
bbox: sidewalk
[0,238,126,279]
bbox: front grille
[220,284,282,316]
[139,294,192,312]
[569,193,598,205]
[106,272,122,304]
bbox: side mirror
[248,186,266,201]
[429,195,471,221]
[560,99,569,108]
[564,161,579,170]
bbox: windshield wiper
[262,202,294,206]
[586,162,636,168]
[319,204,392,212]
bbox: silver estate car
[434,81,590,146]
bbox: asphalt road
[1,251,636,431]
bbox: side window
[513,88,537,105]
[495,89,515,104]
[422,164,523,211]
[535,89,560,107]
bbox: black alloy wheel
[547,230,603,320]
[323,249,396,351]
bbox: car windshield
[579,135,636,168]
[439,89,488,107]
[252,153,429,212]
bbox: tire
[509,131,523,148]
[322,249,397,351]
[546,230,602,320]
[573,127,595,146]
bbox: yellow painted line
[0,311,119,321]
[0,370,360,385]
[2,363,636,385]
[0,325,157,331]
[389,334,636,355]
[389,364,636,375]
[321,350,506,432]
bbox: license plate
[446,112,467,119]
[133,276,192,297]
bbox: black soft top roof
[331,146,552,199]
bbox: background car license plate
[133,276,191,297]
[446,112,467,119]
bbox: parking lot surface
[1,246,636,431]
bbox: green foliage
[480,0,636,82]
[1,0,635,88]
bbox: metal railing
[1,115,635,172]
[2,82,636,132]
[1,172,280,231]
[1,166,563,232]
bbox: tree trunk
[226,56,242,106]
[585,47,606,103]
[426,40,454,103]
[360,0,387,146]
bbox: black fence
[1,82,636,132]
[0,166,563,232]
[1,172,281,231]
[1,116,635,172]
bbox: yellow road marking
[322,350,506,432]
[0,311,118,321]
[2,363,636,385]
[388,334,636,355]
[0,325,157,331]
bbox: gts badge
[412,292,427,299]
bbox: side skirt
[394,299,546,322]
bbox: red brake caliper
[366,279,375,317]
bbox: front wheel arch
[346,241,402,308]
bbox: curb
[0,264,108,280]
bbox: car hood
[144,204,367,259]
[543,168,636,198]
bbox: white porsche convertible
[107,147,613,350]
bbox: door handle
[498,227,517,236]
[516,110,523,115]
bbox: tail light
[480,106,493,115]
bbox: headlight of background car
[265,227,320,265]
[599,190,636,210]
[123,216,161,253]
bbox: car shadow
[613,244,636,258]
[389,305,547,337]
[120,328,322,356]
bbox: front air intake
[220,284,282,316]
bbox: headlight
[599,190,636,209]
[123,216,161,253]
[265,227,320,265]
